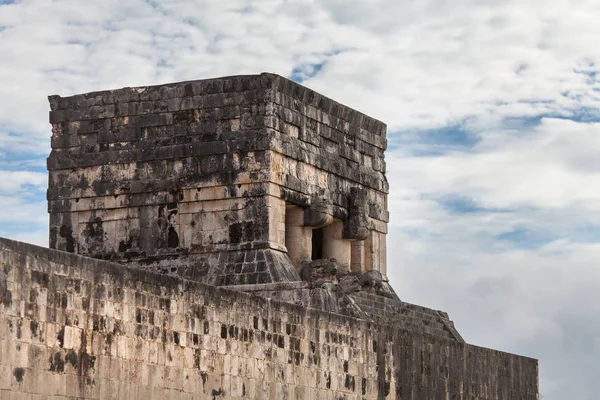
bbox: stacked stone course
[0,238,538,399]
[47,73,388,285]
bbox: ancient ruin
[0,73,538,398]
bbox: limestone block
[284,206,312,269]
[322,221,351,268]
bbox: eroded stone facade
[47,73,388,287]
[0,238,538,399]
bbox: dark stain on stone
[159,297,170,311]
[194,349,201,369]
[30,320,39,337]
[13,367,25,383]
[118,236,134,252]
[211,388,223,399]
[31,271,49,286]
[228,222,243,244]
[0,270,6,300]
[135,324,148,338]
[345,374,355,391]
[57,326,65,348]
[362,378,367,395]
[83,217,104,253]
[65,350,78,368]
[59,224,75,252]
[83,217,103,238]
[49,351,65,373]
[168,226,179,248]
[80,351,96,378]
[91,179,112,197]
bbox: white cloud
[0,170,47,240]
[306,0,600,130]
[388,118,600,212]
[0,170,46,193]
[388,226,600,398]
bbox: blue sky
[2,0,600,398]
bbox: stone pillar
[364,231,377,272]
[350,241,365,273]
[268,195,287,251]
[285,205,312,269]
[322,220,351,267]
[379,232,387,276]
[364,230,387,274]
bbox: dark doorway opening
[311,228,324,260]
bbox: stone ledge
[221,281,309,292]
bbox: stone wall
[0,238,538,399]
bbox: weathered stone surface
[343,187,369,240]
[47,73,389,283]
[300,258,341,285]
[338,274,361,294]
[359,269,383,292]
[0,237,538,399]
[303,196,333,228]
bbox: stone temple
[0,73,538,399]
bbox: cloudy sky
[1,0,599,397]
